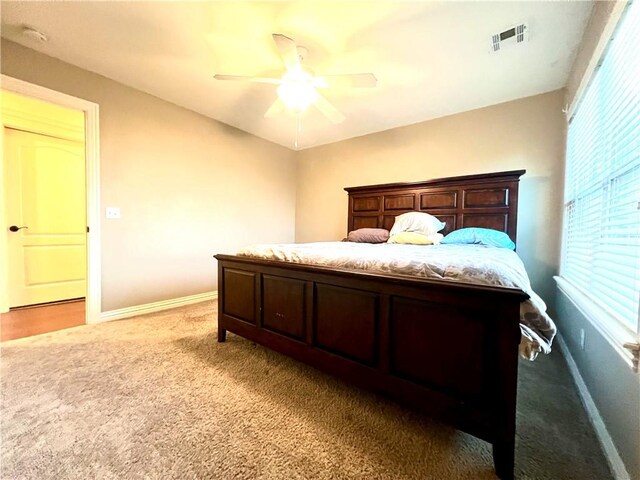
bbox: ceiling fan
[214,34,377,124]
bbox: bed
[215,169,549,480]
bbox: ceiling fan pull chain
[295,114,301,149]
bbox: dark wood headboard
[345,170,525,243]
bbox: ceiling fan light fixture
[277,70,318,113]
[214,33,375,123]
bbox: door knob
[9,225,28,232]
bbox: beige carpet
[1,301,611,479]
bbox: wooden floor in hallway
[1,299,85,342]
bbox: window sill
[554,276,639,373]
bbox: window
[560,0,640,368]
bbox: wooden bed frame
[215,170,527,480]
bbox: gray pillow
[347,228,390,243]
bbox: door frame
[1,75,101,324]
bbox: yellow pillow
[387,232,443,245]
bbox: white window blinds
[563,0,640,334]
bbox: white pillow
[389,212,445,237]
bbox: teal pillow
[441,228,515,250]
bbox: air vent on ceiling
[491,24,527,53]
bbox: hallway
[0,299,85,341]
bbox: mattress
[237,242,557,360]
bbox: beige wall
[1,39,297,311]
[296,90,566,303]
[565,1,626,111]
[0,39,566,309]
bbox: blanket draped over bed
[237,242,556,360]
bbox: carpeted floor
[1,301,611,480]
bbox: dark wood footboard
[215,254,528,480]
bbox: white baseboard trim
[96,291,218,323]
[556,334,631,480]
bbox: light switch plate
[106,207,121,219]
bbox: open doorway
[1,76,101,339]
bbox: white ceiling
[1,1,592,150]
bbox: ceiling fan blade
[272,34,301,71]
[313,94,346,124]
[313,73,377,89]
[264,98,286,118]
[214,74,281,85]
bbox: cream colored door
[4,128,87,307]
